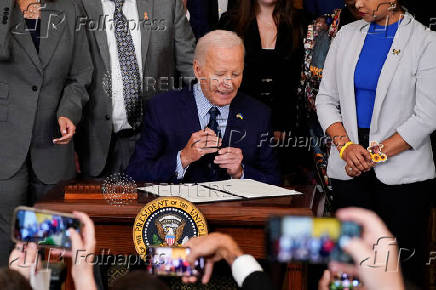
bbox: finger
[355,152,370,171]
[68,227,83,252]
[218,147,239,155]
[318,270,331,290]
[336,208,390,236]
[329,262,359,277]
[49,247,72,259]
[58,119,67,136]
[53,133,73,144]
[202,261,214,284]
[202,127,217,136]
[25,242,38,265]
[342,238,373,268]
[182,276,198,283]
[73,212,95,251]
[350,154,365,172]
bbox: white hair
[194,30,244,65]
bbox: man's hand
[180,128,221,168]
[9,242,40,281]
[341,144,374,177]
[330,208,404,290]
[182,233,243,284]
[53,117,76,145]
[214,147,243,178]
[69,211,97,290]
[214,147,244,179]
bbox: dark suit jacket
[0,0,92,184]
[242,271,272,290]
[217,13,303,132]
[76,0,196,177]
[187,0,237,38]
[127,88,281,185]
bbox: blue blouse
[354,21,400,128]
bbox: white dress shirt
[218,0,228,18]
[232,254,263,287]
[175,84,244,180]
[101,0,143,133]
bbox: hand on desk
[180,128,222,168]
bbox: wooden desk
[35,181,319,289]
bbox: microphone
[372,1,394,19]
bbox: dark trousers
[331,171,433,288]
[0,157,56,266]
[101,130,141,177]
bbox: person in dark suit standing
[0,0,92,265]
[186,0,237,38]
[75,0,196,178]
[127,30,280,184]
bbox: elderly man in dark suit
[127,30,280,184]
[75,0,196,178]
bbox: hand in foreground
[214,147,243,179]
[9,242,40,280]
[53,117,76,145]
[330,208,404,290]
[182,233,243,284]
[341,144,374,177]
[180,128,222,168]
[69,211,97,290]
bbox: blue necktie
[207,107,221,137]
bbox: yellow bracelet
[339,141,354,159]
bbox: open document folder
[137,179,302,203]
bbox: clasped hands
[180,128,243,179]
[341,144,375,177]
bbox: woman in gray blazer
[0,0,92,265]
[316,0,436,287]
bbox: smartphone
[329,273,361,290]
[146,247,204,277]
[12,206,81,249]
[266,216,361,264]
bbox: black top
[217,13,303,132]
[24,18,41,53]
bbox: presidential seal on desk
[133,197,208,261]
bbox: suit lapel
[181,89,201,135]
[82,0,111,70]
[10,4,41,70]
[223,95,245,147]
[136,0,152,73]
[342,23,368,143]
[38,2,66,69]
[370,14,414,131]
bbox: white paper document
[137,179,302,203]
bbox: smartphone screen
[12,207,81,249]
[147,247,204,277]
[267,216,361,264]
[329,273,361,290]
